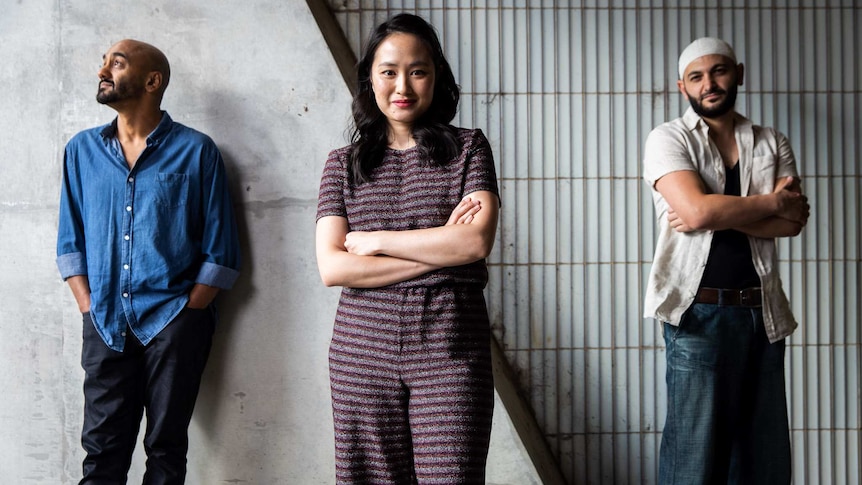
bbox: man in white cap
[642,37,809,483]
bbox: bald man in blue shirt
[57,39,241,484]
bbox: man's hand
[667,207,696,233]
[775,175,802,194]
[773,176,810,225]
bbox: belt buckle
[739,289,754,307]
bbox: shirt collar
[99,111,173,146]
[682,106,752,133]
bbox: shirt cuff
[196,261,240,289]
[57,252,87,280]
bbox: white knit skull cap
[678,37,737,79]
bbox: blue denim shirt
[57,112,241,351]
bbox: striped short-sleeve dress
[316,128,500,484]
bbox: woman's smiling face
[371,32,436,132]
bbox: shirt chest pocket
[157,173,189,207]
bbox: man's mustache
[701,88,726,100]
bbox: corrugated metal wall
[328,1,861,483]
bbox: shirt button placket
[122,175,134,319]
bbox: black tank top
[699,162,761,289]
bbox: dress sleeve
[462,129,500,201]
[316,148,349,220]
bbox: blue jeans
[659,303,791,485]
[80,306,215,485]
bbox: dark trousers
[80,307,215,485]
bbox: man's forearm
[66,275,91,313]
[735,216,804,238]
[188,283,220,309]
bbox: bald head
[113,39,170,93]
[99,39,170,104]
[97,39,173,120]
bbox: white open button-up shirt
[642,107,800,343]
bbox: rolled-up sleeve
[57,252,87,280]
[194,142,241,289]
[195,261,239,289]
[56,145,88,280]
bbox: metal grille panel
[328,2,861,482]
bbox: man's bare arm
[734,176,808,237]
[187,284,219,309]
[66,275,91,313]
[657,171,809,232]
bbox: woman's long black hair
[349,13,461,185]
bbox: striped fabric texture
[330,286,494,484]
[317,128,499,289]
[317,128,500,484]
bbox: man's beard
[96,79,143,105]
[687,83,738,118]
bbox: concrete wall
[0,1,539,483]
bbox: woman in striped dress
[315,13,500,485]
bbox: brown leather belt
[695,287,762,307]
